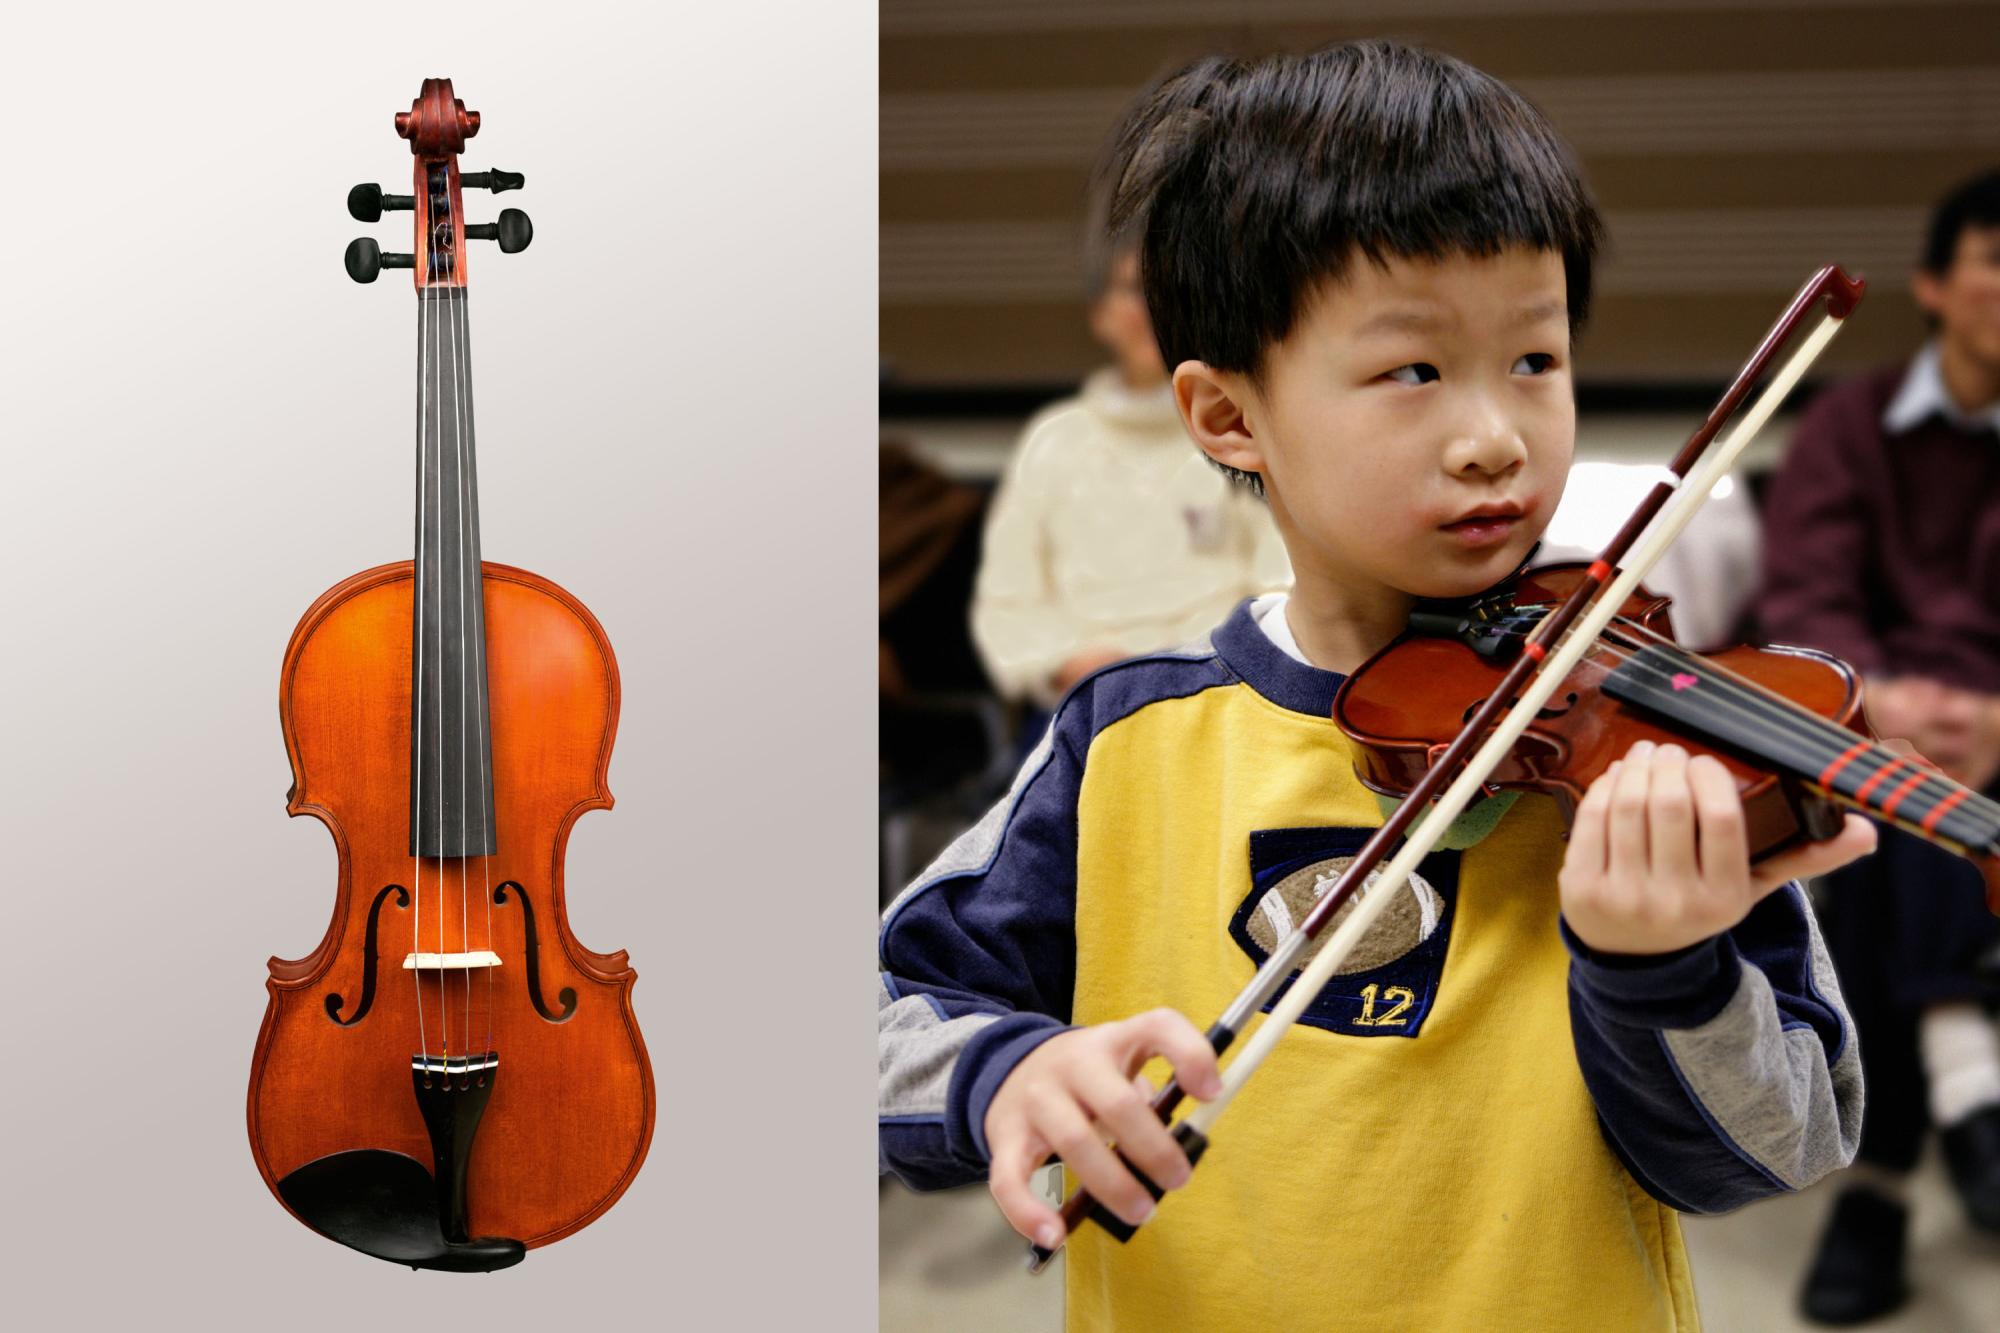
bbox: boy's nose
[1444,405,1529,477]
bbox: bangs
[1109,40,1602,379]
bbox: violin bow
[1027,265,1867,1271]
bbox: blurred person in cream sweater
[973,242,1292,711]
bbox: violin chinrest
[277,1150,525,1273]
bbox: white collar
[1252,592,1312,665]
[1080,366,1180,431]
[1882,342,2000,435]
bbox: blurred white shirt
[971,368,1293,706]
[1535,461,1761,652]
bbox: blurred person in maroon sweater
[1760,169,2000,1325]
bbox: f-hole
[493,881,578,1023]
[325,883,410,1026]
[1464,691,1579,726]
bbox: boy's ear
[1174,361,1265,475]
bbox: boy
[879,42,1875,1330]
[1760,168,2000,1322]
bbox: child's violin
[1337,562,2000,911]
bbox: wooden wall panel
[880,0,2000,389]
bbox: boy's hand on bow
[983,1008,1221,1249]
[1559,739,1877,956]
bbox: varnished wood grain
[248,560,654,1249]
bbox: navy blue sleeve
[1564,882,1861,1214]
[875,649,1235,1191]
[875,700,1089,1190]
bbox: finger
[987,1127,1063,1248]
[1647,744,1698,884]
[1751,814,1878,893]
[1075,1063,1190,1194]
[1688,754,1749,888]
[1564,760,1617,880]
[1607,740,1656,879]
[1119,1008,1223,1100]
[1034,1090,1154,1227]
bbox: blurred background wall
[883,0,1999,400]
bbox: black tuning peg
[465,208,533,255]
[344,238,416,284]
[347,183,416,223]
[461,168,524,193]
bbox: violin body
[249,561,653,1249]
[1337,563,1867,858]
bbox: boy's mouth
[1438,501,1527,548]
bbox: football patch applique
[1229,826,1461,1037]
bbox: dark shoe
[1798,1186,1909,1326]
[1940,1102,2000,1233]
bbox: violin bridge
[402,951,503,970]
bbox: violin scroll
[396,79,479,155]
[344,78,531,288]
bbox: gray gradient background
[2,3,877,1326]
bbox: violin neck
[1602,639,2000,859]
[409,286,497,859]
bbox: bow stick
[1028,265,1867,1271]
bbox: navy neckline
[1212,598,1349,718]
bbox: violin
[1339,560,2000,901]
[246,80,653,1271]
[1028,264,2000,1269]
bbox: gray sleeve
[878,977,996,1122]
[876,974,1071,1189]
[1659,909,1863,1192]
[1566,883,1863,1212]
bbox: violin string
[458,281,497,1065]
[432,184,449,1066]
[1587,629,1847,759]
[446,178,471,1073]
[1589,631,1981,834]
[1572,622,2000,842]
[413,216,431,1068]
[1514,611,1935,821]
[1595,621,2000,831]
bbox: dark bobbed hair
[1921,169,2000,274]
[1102,41,1603,492]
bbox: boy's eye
[1384,362,1440,385]
[1513,352,1557,375]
